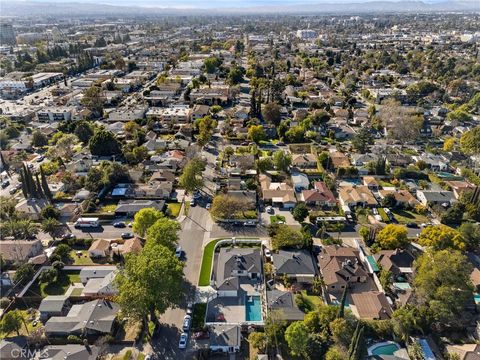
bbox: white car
[178,333,188,349]
[264,248,272,259]
[175,246,183,258]
[182,315,191,332]
[206,203,211,210]
[266,206,274,214]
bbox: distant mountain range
[1,0,478,17]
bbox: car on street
[190,199,196,207]
[182,315,192,332]
[178,333,188,349]
[206,203,211,210]
[121,232,134,239]
[36,155,45,162]
[9,187,17,195]
[244,220,256,227]
[264,248,272,259]
[266,206,274,214]
[186,302,193,315]
[113,222,126,228]
[27,163,34,169]
[192,190,202,199]
[61,233,76,240]
[175,246,183,258]
[1,180,10,189]
[406,222,418,228]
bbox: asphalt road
[152,205,210,360]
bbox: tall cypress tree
[40,167,53,201]
[350,326,366,360]
[26,166,38,198]
[35,173,44,199]
[22,164,32,198]
[338,287,348,318]
[348,321,360,359]
[0,151,9,173]
[19,168,28,199]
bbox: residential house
[350,291,393,320]
[266,290,305,321]
[79,266,117,283]
[291,153,317,169]
[260,174,297,209]
[191,104,210,121]
[338,185,377,208]
[446,344,480,360]
[378,189,419,207]
[38,345,99,360]
[416,190,456,206]
[88,239,111,258]
[15,198,49,220]
[300,181,336,207]
[351,153,378,167]
[363,176,379,191]
[39,295,71,321]
[445,180,476,199]
[214,248,262,297]
[374,250,415,277]
[412,153,449,171]
[0,240,43,264]
[208,324,242,353]
[272,249,317,284]
[0,337,27,360]
[113,237,143,256]
[82,270,118,297]
[330,151,351,170]
[114,199,165,216]
[45,299,118,337]
[318,245,368,294]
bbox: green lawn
[0,309,41,338]
[27,271,81,297]
[198,239,221,286]
[167,203,182,218]
[270,215,286,224]
[296,290,323,313]
[98,204,117,213]
[69,250,96,265]
[378,180,395,187]
[378,208,390,222]
[392,209,428,225]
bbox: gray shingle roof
[272,249,317,276]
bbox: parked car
[182,315,191,332]
[113,222,126,228]
[175,246,183,258]
[206,203,211,210]
[190,199,196,207]
[186,302,193,315]
[36,155,45,162]
[406,222,418,228]
[1,180,10,189]
[244,220,256,227]
[121,232,134,239]
[192,191,202,200]
[264,248,272,259]
[372,208,379,215]
[178,333,188,349]
[9,187,17,195]
[61,233,76,240]
[266,206,274,214]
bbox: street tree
[247,125,266,143]
[178,157,205,193]
[146,218,180,251]
[262,102,281,126]
[210,194,251,220]
[271,224,305,250]
[417,225,466,251]
[115,242,185,326]
[375,224,409,250]
[132,208,165,238]
[292,203,309,222]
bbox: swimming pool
[474,293,480,304]
[368,342,401,356]
[245,295,262,321]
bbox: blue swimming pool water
[371,343,400,355]
[474,294,480,304]
[245,295,262,321]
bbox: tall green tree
[179,157,205,193]
[0,310,24,336]
[89,130,121,156]
[132,208,165,238]
[146,218,180,251]
[115,242,185,326]
[272,151,292,172]
[285,321,309,358]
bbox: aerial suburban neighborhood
[0,2,479,360]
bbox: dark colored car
[193,331,210,340]
[406,222,418,228]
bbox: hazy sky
[27,0,455,8]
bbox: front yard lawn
[270,215,286,224]
[27,270,80,297]
[98,203,117,213]
[167,202,182,218]
[378,208,390,222]
[295,290,323,313]
[378,180,395,187]
[198,239,221,286]
[392,210,428,225]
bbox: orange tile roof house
[330,151,351,169]
[378,189,420,207]
[291,153,318,169]
[338,185,377,207]
[318,245,368,294]
[259,174,297,208]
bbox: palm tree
[41,218,62,240]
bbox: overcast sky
[26,0,465,8]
